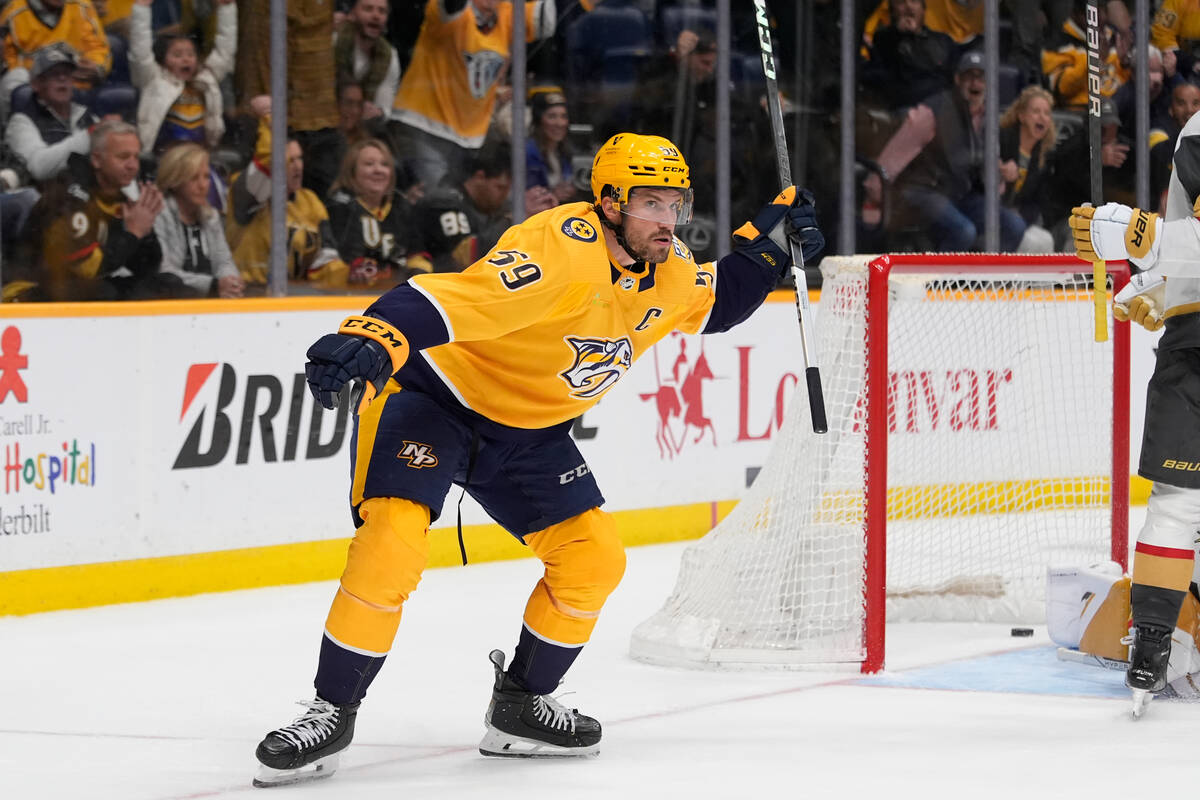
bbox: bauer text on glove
[1069,203,1161,265]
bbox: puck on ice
[1011,627,1034,637]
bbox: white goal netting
[630,254,1125,670]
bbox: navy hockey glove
[732,186,825,279]
[305,315,410,412]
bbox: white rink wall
[0,288,1160,611]
[0,297,799,578]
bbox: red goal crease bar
[628,254,1130,675]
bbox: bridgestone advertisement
[0,294,1159,576]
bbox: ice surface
[4,508,1195,798]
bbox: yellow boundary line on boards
[818,476,1135,522]
[0,290,1145,614]
[0,500,740,616]
[0,475,1150,617]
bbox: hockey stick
[1055,645,1128,671]
[1085,0,1108,343]
[753,0,828,434]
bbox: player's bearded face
[620,188,685,263]
[621,215,675,263]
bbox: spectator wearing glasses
[0,0,110,116]
[6,42,98,185]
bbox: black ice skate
[1125,624,1172,719]
[479,649,601,758]
[253,697,359,787]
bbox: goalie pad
[1046,562,1131,662]
[1047,563,1200,695]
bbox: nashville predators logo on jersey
[398,441,439,468]
[559,336,634,399]
[562,217,597,242]
[464,50,506,99]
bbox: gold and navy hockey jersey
[366,201,776,433]
[391,0,554,149]
[0,0,111,77]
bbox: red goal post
[630,253,1130,674]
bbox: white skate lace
[530,694,576,733]
[275,699,339,750]
[1120,634,1133,646]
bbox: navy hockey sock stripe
[314,633,387,705]
[508,625,583,695]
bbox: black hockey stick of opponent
[753,0,828,433]
[1085,0,1108,342]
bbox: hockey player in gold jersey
[252,133,825,786]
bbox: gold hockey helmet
[590,133,694,224]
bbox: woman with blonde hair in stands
[153,142,244,297]
[999,85,1059,252]
[325,137,429,288]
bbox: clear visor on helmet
[620,186,694,225]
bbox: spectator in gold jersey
[387,0,558,187]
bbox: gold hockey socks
[316,497,430,703]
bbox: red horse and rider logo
[639,334,717,459]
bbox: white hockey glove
[1113,270,1167,332]
[1069,203,1162,266]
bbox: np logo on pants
[398,441,439,468]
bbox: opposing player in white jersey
[1070,108,1200,715]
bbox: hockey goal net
[630,254,1130,672]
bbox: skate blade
[1130,689,1152,720]
[478,726,600,759]
[252,754,339,788]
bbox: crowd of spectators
[855,0,1200,253]
[0,0,1197,302]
